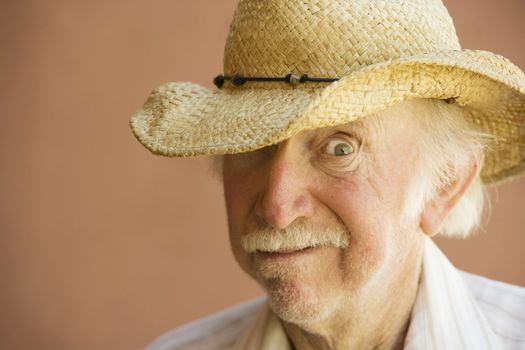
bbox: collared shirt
[146,240,525,350]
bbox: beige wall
[1,1,524,349]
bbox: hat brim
[130,49,525,185]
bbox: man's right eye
[227,144,277,170]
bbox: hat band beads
[213,73,340,88]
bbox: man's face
[222,101,426,325]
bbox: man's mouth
[255,246,317,259]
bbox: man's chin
[265,279,332,325]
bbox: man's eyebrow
[305,123,369,150]
[331,120,374,136]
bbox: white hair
[403,99,492,238]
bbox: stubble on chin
[259,259,343,325]
[266,278,331,324]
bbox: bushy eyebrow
[312,119,373,140]
[344,113,387,141]
[336,121,368,134]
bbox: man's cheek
[340,234,389,281]
[224,179,256,219]
[230,240,257,278]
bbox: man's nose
[254,146,315,229]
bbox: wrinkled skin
[222,101,472,349]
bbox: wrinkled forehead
[285,98,427,144]
[246,100,427,157]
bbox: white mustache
[241,221,350,253]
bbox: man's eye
[324,139,355,156]
[227,144,277,170]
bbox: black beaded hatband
[213,73,340,88]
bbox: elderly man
[130,0,525,349]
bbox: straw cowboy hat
[130,0,525,185]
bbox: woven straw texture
[130,0,525,185]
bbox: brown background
[1,1,524,349]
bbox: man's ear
[420,161,481,237]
